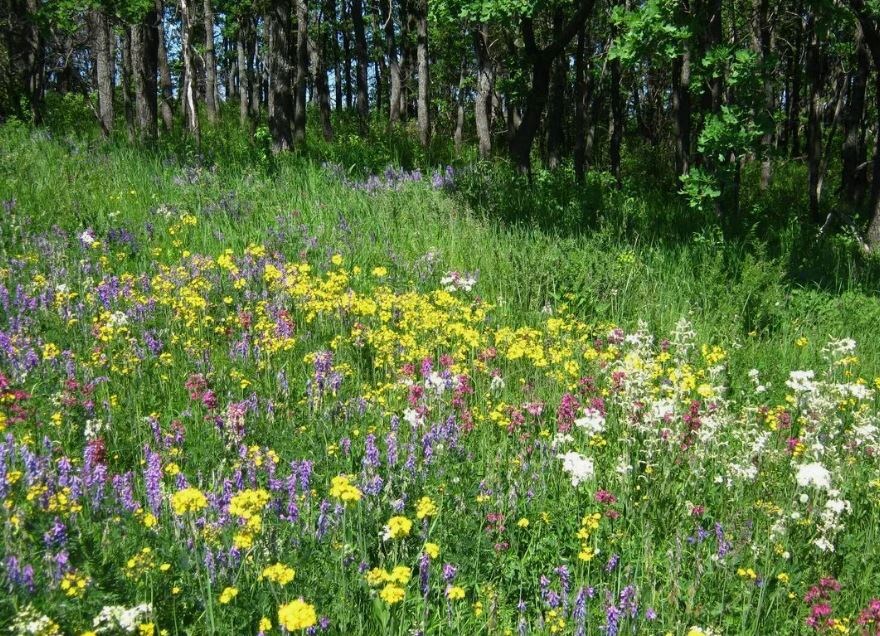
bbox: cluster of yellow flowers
[277,599,317,631]
[170,487,207,515]
[261,563,296,585]
[577,512,601,562]
[328,475,362,504]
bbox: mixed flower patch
[1,209,879,635]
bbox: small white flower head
[795,462,832,490]
[574,408,606,435]
[556,451,594,487]
[786,370,817,394]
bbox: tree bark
[508,0,595,174]
[352,0,369,128]
[609,56,623,188]
[157,0,174,131]
[203,0,218,122]
[672,47,691,178]
[342,0,353,109]
[386,0,402,123]
[473,23,493,158]
[91,9,114,135]
[179,0,200,142]
[573,26,586,182]
[268,0,294,151]
[317,0,336,139]
[806,12,823,223]
[453,59,465,152]
[415,0,430,146]
[293,0,309,144]
[132,7,159,140]
[237,15,251,126]
[546,9,567,169]
[121,29,135,140]
[842,27,869,205]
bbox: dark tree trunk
[132,7,159,140]
[806,12,823,223]
[415,0,430,146]
[293,0,309,144]
[203,0,218,122]
[753,0,774,189]
[546,9,567,169]
[473,23,493,158]
[787,14,803,157]
[609,56,623,188]
[842,28,869,205]
[121,29,135,140]
[317,0,336,139]
[454,60,465,152]
[672,48,691,178]
[24,0,43,123]
[352,0,369,128]
[573,27,586,182]
[268,0,294,151]
[342,0,353,109]
[508,0,595,174]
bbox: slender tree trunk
[352,0,369,129]
[787,14,803,157]
[179,0,200,142]
[386,0,402,123]
[609,56,623,188]
[92,9,114,135]
[546,9,567,169]
[342,0,353,109]
[268,0,294,151]
[415,0,430,146]
[573,27,586,182]
[132,7,159,140]
[317,0,335,139]
[237,16,251,126]
[293,0,308,144]
[454,60,465,152]
[121,29,135,140]
[806,12,823,223]
[157,1,173,131]
[24,0,43,123]
[672,48,691,178]
[203,0,218,122]
[842,28,869,205]
[473,23,493,158]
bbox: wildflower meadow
[1,117,880,636]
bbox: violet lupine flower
[573,587,589,636]
[112,472,139,512]
[605,554,620,573]
[363,434,380,469]
[603,603,621,636]
[442,563,457,583]
[646,608,657,621]
[43,518,67,548]
[316,499,331,539]
[419,552,430,596]
[144,446,162,514]
[385,430,398,467]
[619,585,638,619]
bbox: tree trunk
[609,56,623,188]
[546,9,567,169]
[473,23,493,158]
[121,29,135,140]
[342,0,353,109]
[24,0,43,123]
[386,0,402,123]
[179,0,201,142]
[317,0,336,139]
[352,0,369,128]
[203,0,218,122]
[573,26,586,182]
[268,0,294,151]
[752,0,774,189]
[787,15,803,157]
[672,48,691,178]
[454,60,465,152]
[415,0,430,146]
[92,10,114,135]
[237,16,251,126]
[293,0,309,144]
[842,28,869,205]
[132,8,159,140]
[806,12,822,223]
[157,0,173,131]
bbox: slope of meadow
[1,117,880,635]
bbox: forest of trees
[3,0,880,249]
